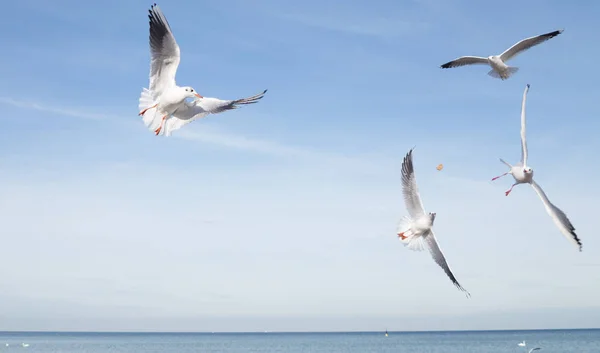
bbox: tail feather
[397,216,426,252]
[488,67,519,80]
[138,88,160,130]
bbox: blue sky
[1,0,600,332]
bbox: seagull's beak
[194,93,203,99]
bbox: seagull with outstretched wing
[492,84,582,251]
[440,29,563,80]
[397,148,470,297]
[137,3,267,136]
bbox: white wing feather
[161,90,268,136]
[440,56,488,69]
[147,4,181,99]
[530,180,582,251]
[424,231,470,296]
[400,148,426,218]
[500,29,564,62]
[520,84,530,165]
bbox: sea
[0,329,599,353]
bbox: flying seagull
[492,84,582,251]
[440,29,563,80]
[397,148,470,297]
[138,3,267,136]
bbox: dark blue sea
[0,329,598,352]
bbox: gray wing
[401,148,426,218]
[424,231,471,297]
[530,180,582,251]
[164,89,268,136]
[500,29,563,62]
[440,56,488,69]
[528,348,541,353]
[148,4,181,97]
[520,84,530,165]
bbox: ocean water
[0,329,599,353]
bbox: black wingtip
[545,29,563,39]
[401,147,416,174]
[575,235,583,252]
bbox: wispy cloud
[0,97,120,121]
[177,128,385,171]
[0,97,306,154]
[0,97,384,171]
[176,129,319,159]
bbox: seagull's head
[182,86,203,99]
[523,166,533,174]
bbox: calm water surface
[0,329,598,352]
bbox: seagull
[518,341,527,347]
[528,348,541,353]
[138,3,267,136]
[491,84,582,251]
[397,148,470,297]
[440,29,563,80]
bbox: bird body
[143,86,202,121]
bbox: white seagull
[440,29,563,80]
[492,84,582,251]
[518,341,527,347]
[397,148,470,297]
[138,3,267,136]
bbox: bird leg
[139,104,157,116]
[397,232,407,240]
[491,172,509,181]
[154,115,167,135]
[505,183,517,196]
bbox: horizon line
[1,328,598,334]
